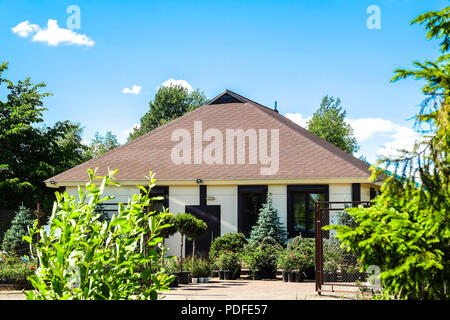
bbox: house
[44,90,380,257]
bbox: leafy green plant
[216,250,240,274]
[0,255,35,285]
[209,233,247,262]
[187,257,211,278]
[242,237,282,279]
[23,169,174,300]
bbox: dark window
[147,186,169,213]
[238,186,268,237]
[287,185,328,238]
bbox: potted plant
[324,260,338,282]
[196,258,212,283]
[243,239,281,280]
[216,250,240,280]
[278,251,296,282]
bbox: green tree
[0,62,87,212]
[249,193,287,246]
[324,7,450,300]
[2,205,34,256]
[128,85,207,140]
[84,131,120,159]
[307,95,359,154]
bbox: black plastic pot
[219,270,225,280]
[169,275,179,287]
[223,270,232,280]
[176,271,190,284]
[282,271,289,282]
[288,271,296,282]
[295,271,305,282]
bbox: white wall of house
[165,186,199,257]
[64,182,367,255]
[268,185,288,231]
[206,185,237,235]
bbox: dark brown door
[184,205,221,258]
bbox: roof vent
[274,101,279,113]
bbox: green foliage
[84,131,120,159]
[175,212,208,259]
[216,250,241,273]
[0,62,87,211]
[1,205,34,256]
[307,95,359,154]
[23,169,174,300]
[0,255,36,285]
[209,233,247,261]
[325,7,450,300]
[128,85,208,140]
[187,257,211,278]
[242,237,283,279]
[249,193,287,246]
[280,236,315,271]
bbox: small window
[147,186,169,213]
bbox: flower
[30,266,35,271]
[225,249,229,253]
[178,261,182,265]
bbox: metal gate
[315,201,375,295]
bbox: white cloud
[346,118,420,158]
[12,19,94,47]
[122,85,142,95]
[161,79,193,92]
[11,21,40,37]
[285,112,421,160]
[284,112,311,128]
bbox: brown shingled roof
[45,90,371,184]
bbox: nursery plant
[175,213,207,262]
[2,205,34,256]
[209,232,247,261]
[249,193,287,246]
[23,169,174,300]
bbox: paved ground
[0,279,359,300]
[160,279,357,300]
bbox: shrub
[243,237,282,279]
[278,248,314,272]
[216,250,240,274]
[209,233,247,262]
[0,255,35,286]
[2,206,34,256]
[23,169,174,300]
[187,257,211,278]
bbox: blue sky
[1,0,448,163]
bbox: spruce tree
[249,193,287,246]
[2,205,34,256]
